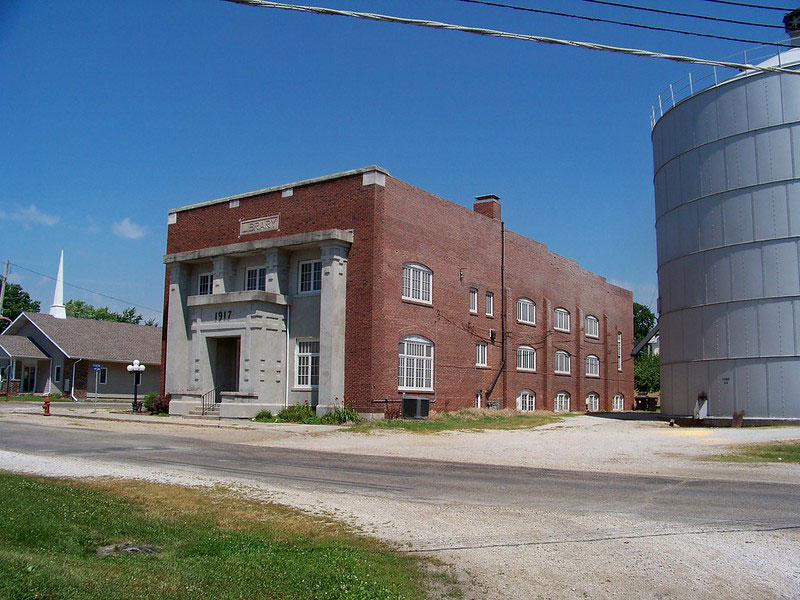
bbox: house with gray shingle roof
[0,312,161,400]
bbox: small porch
[0,335,53,396]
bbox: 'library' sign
[240,215,279,236]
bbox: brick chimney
[474,194,501,220]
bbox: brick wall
[162,170,635,414]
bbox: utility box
[402,396,430,419]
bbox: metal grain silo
[651,37,800,420]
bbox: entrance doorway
[21,365,36,393]
[208,337,240,402]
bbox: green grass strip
[350,409,564,433]
[0,473,449,600]
[712,441,800,464]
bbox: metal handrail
[650,38,797,129]
[201,386,220,416]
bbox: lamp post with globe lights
[127,359,146,413]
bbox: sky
[0,0,794,322]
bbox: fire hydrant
[42,396,51,416]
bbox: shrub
[144,393,169,415]
[320,406,362,425]
[276,403,319,424]
[252,410,273,423]
[48,391,62,401]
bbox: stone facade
[162,167,635,418]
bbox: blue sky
[1,0,792,322]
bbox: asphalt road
[1,420,798,532]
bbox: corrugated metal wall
[652,62,800,418]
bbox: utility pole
[0,260,9,319]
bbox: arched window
[554,308,570,332]
[554,350,570,374]
[516,298,535,325]
[401,263,432,304]
[613,393,624,412]
[586,392,599,412]
[398,335,433,391]
[554,391,570,412]
[517,390,535,412]
[585,355,600,377]
[585,315,599,338]
[516,345,536,371]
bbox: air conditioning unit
[402,396,430,419]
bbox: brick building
[162,166,634,418]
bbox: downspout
[486,221,506,404]
[70,358,82,402]
[284,304,290,409]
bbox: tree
[65,300,151,325]
[0,279,40,332]
[634,352,660,395]
[633,302,656,347]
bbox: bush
[144,393,169,415]
[320,406,362,425]
[252,410,273,423]
[276,403,319,424]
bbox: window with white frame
[613,393,624,411]
[586,392,599,412]
[485,292,494,317]
[99,368,108,385]
[617,332,623,371]
[398,335,433,391]
[401,263,432,303]
[516,298,535,325]
[299,260,323,293]
[469,288,478,313]
[197,273,212,295]
[586,354,600,377]
[475,342,488,367]
[246,267,267,291]
[586,315,599,338]
[554,308,570,332]
[296,340,320,388]
[54,365,61,383]
[554,350,570,374]
[517,390,535,412]
[516,345,536,371]
[554,391,570,412]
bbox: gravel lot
[2,410,799,599]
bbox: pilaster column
[318,243,349,409]
[212,256,236,294]
[264,249,290,295]
[166,263,191,394]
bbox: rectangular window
[246,267,267,291]
[469,288,478,313]
[586,316,599,338]
[554,308,570,332]
[100,368,108,385]
[54,365,61,383]
[299,260,322,293]
[398,338,433,391]
[516,299,535,325]
[617,333,623,372]
[554,393,570,413]
[555,352,570,375]
[586,355,600,377]
[198,273,212,295]
[401,264,432,304]
[476,342,487,367]
[296,340,320,388]
[485,292,494,317]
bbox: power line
[454,0,793,48]
[221,0,800,75]
[556,0,784,28]
[8,262,162,315]
[695,0,793,11]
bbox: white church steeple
[49,250,66,319]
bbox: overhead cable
[220,0,800,75]
[455,0,792,47]
[9,262,162,315]
[553,0,783,28]
[695,0,793,11]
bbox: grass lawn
[712,440,800,464]
[0,473,458,600]
[350,408,565,433]
[1,393,72,402]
